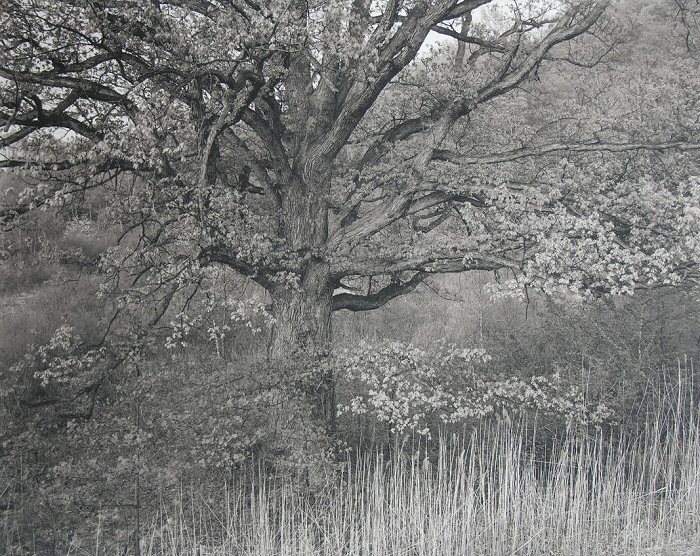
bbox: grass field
[130,412,700,556]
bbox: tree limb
[332,271,428,311]
[434,140,700,165]
[332,253,521,278]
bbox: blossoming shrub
[336,340,613,441]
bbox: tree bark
[269,262,332,356]
[269,260,336,436]
[268,179,336,437]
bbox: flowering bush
[336,340,613,437]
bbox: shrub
[335,340,613,443]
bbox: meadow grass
[136,411,700,556]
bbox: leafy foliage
[336,340,613,437]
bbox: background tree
[1,0,699,438]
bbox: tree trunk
[268,179,336,437]
[269,259,336,437]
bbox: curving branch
[198,245,277,291]
[332,271,428,311]
[433,140,700,165]
[0,66,135,108]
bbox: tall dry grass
[136,413,700,556]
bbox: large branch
[434,140,700,165]
[198,245,277,291]
[332,252,522,278]
[302,0,493,181]
[332,271,428,311]
[332,138,700,250]
[340,1,609,228]
[1,89,100,145]
[329,190,482,250]
[0,108,100,144]
[0,66,134,107]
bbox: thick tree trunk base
[268,260,337,487]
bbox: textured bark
[269,177,336,437]
[269,260,336,436]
